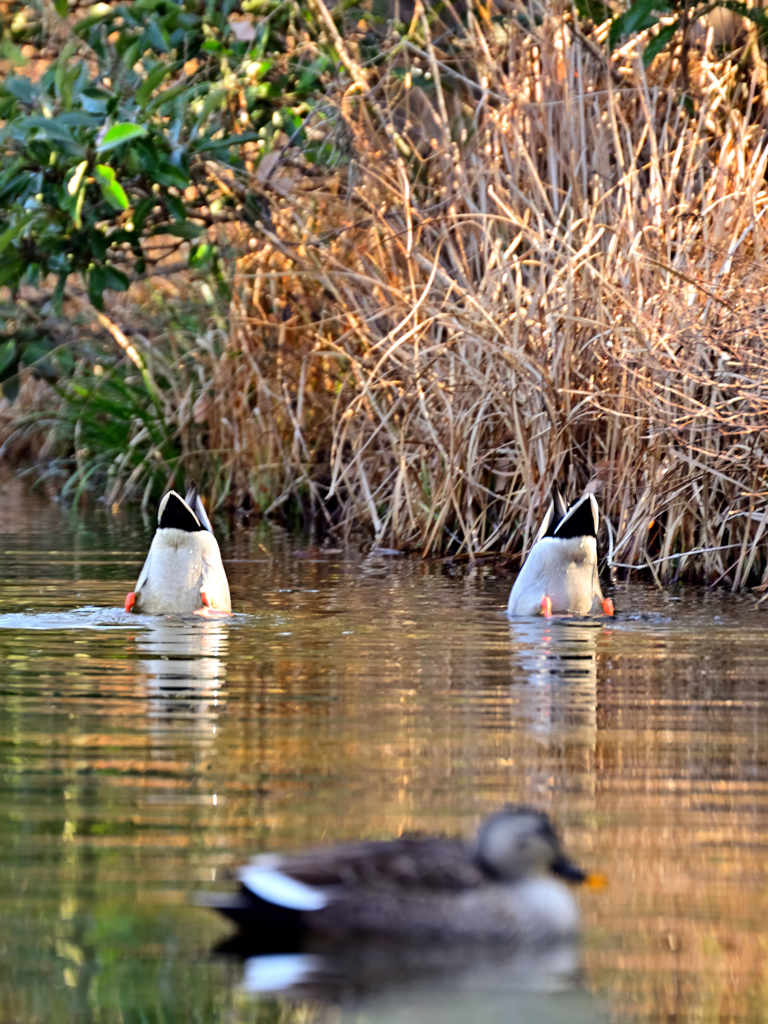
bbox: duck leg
[602,598,614,616]
[125,592,136,613]
[194,589,231,618]
[541,596,553,618]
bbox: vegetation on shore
[3,1,768,587]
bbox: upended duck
[125,486,231,615]
[507,485,613,618]
[200,806,591,945]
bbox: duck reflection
[508,618,601,688]
[508,618,601,748]
[137,617,228,729]
[230,939,583,1004]
[507,618,605,803]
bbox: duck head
[473,806,587,883]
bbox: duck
[199,806,592,945]
[125,485,231,615]
[507,485,613,618]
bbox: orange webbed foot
[602,598,614,617]
[541,596,553,618]
[125,591,136,613]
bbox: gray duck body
[203,807,588,945]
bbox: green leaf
[574,0,611,21]
[94,165,130,211]
[122,39,142,69]
[145,81,190,113]
[609,0,664,48]
[4,76,37,104]
[136,64,174,109]
[154,162,189,188]
[135,0,179,13]
[194,131,260,153]
[0,41,26,67]
[0,213,34,254]
[54,0,68,15]
[133,139,160,175]
[0,255,25,289]
[80,88,110,115]
[643,21,678,64]
[88,226,108,261]
[147,19,171,52]
[52,273,67,315]
[193,87,227,126]
[58,112,100,127]
[0,339,17,378]
[165,193,186,220]
[73,13,108,36]
[189,241,213,267]
[103,266,130,291]
[131,195,156,231]
[149,221,205,239]
[97,123,148,152]
[88,265,106,310]
[17,115,84,151]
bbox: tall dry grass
[203,2,768,588]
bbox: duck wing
[184,483,214,533]
[551,484,569,526]
[238,839,485,912]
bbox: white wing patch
[241,954,324,993]
[238,861,330,911]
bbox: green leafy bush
[577,0,768,66]
[0,0,342,314]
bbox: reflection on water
[139,616,229,732]
[236,941,584,1003]
[509,618,599,735]
[2,473,768,1022]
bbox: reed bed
[202,3,768,587]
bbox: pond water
[2,475,768,1024]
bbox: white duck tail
[125,488,231,615]
[507,486,613,617]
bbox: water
[2,474,768,1023]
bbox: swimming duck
[200,806,591,945]
[125,486,231,615]
[507,486,613,618]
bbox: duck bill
[551,853,588,883]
